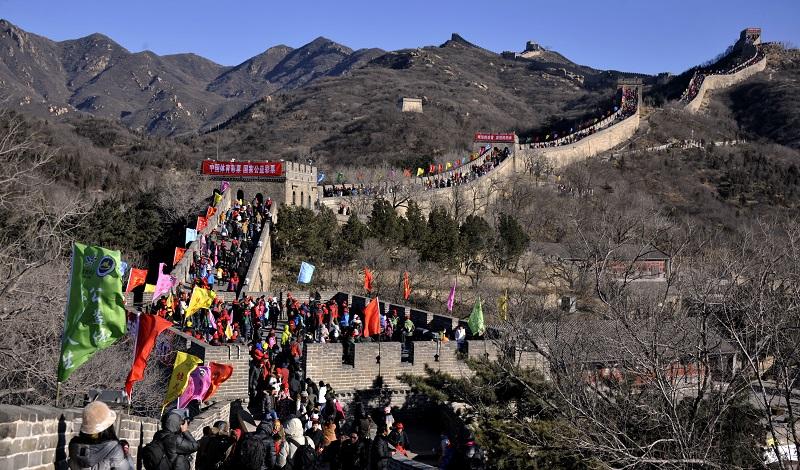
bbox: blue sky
[2,0,798,74]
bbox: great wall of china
[0,28,771,470]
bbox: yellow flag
[212,192,223,207]
[163,351,202,406]
[225,323,233,340]
[446,162,452,170]
[186,286,216,317]
[144,283,156,293]
[498,290,508,321]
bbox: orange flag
[203,362,234,401]
[403,272,411,300]
[173,247,187,266]
[364,267,374,293]
[363,297,380,337]
[126,268,148,293]
[206,206,217,219]
[125,314,173,398]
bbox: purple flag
[207,310,217,330]
[178,365,211,408]
[220,181,230,194]
[446,280,457,312]
[152,263,175,303]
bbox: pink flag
[446,280,457,312]
[178,365,212,408]
[220,181,230,194]
[152,263,175,303]
[207,310,217,330]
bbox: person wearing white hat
[68,401,130,470]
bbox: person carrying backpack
[144,411,199,470]
[197,421,234,470]
[276,417,317,469]
[68,401,129,470]
[232,410,267,470]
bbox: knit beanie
[80,401,117,434]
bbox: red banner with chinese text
[201,160,283,177]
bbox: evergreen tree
[368,199,401,244]
[421,205,460,267]
[459,215,493,280]
[494,213,529,271]
[402,201,429,250]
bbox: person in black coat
[152,412,199,470]
[254,418,277,470]
[340,432,366,470]
[370,426,391,470]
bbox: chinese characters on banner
[473,132,515,143]
[201,160,284,177]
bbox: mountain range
[0,19,386,135]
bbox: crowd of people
[526,87,639,150]
[139,193,275,345]
[422,147,511,190]
[68,390,483,469]
[682,45,764,102]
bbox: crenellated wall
[685,55,767,113]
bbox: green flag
[57,243,127,383]
[468,297,485,337]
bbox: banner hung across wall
[201,160,284,177]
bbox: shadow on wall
[55,415,67,470]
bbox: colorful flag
[446,162,452,170]
[186,286,216,317]
[58,243,127,383]
[498,290,508,321]
[125,268,147,293]
[203,362,234,401]
[220,181,230,194]
[364,267,374,293]
[438,163,443,173]
[173,248,187,266]
[363,297,380,337]
[446,280,456,312]
[416,168,424,177]
[403,272,411,300]
[152,263,176,303]
[178,365,212,409]
[125,314,173,398]
[163,351,202,406]
[224,323,233,340]
[317,172,326,184]
[144,283,156,293]
[468,297,485,337]
[429,164,436,174]
[206,206,217,219]
[456,159,461,167]
[297,262,315,284]
[403,169,412,178]
[185,228,198,245]
[196,216,208,233]
[212,191,223,207]
[336,172,345,183]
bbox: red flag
[403,168,411,178]
[173,247,187,266]
[429,164,435,174]
[363,297,380,337]
[364,267,374,293]
[206,206,217,219]
[197,216,208,232]
[403,272,411,300]
[203,362,234,401]
[126,268,148,293]
[438,163,443,173]
[125,314,173,398]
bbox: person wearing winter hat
[276,417,315,468]
[150,411,199,470]
[68,401,129,470]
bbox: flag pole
[55,382,61,407]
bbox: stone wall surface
[685,55,767,113]
[0,404,159,470]
[303,340,499,396]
